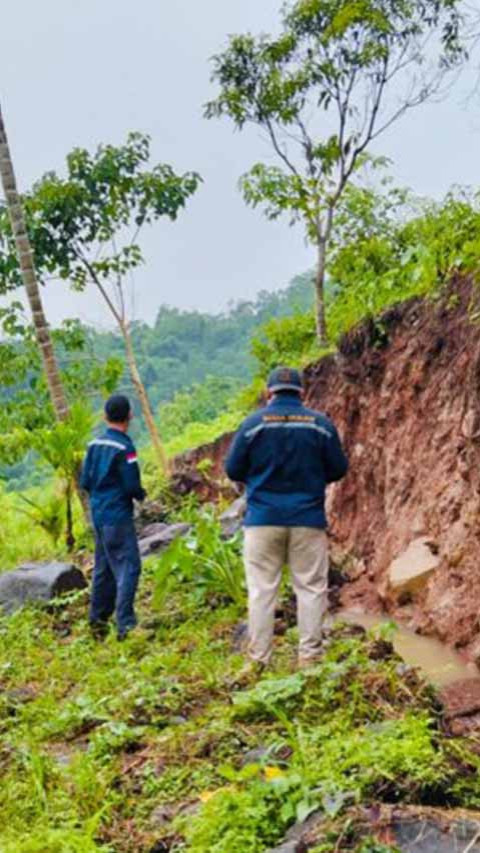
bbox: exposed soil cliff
[174,278,480,660]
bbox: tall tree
[0,132,201,474]
[0,103,68,419]
[205,0,466,344]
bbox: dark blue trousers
[90,521,141,636]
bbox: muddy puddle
[332,610,478,686]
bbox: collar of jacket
[105,426,129,439]
[269,394,302,408]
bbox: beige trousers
[243,526,329,664]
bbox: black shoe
[117,626,152,643]
[90,621,109,640]
[117,626,136,642]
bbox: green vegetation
[0,132,202,473]
[0,2,478,850]
[0,483,64,569]
[251,187,480,373]
[1,511,480,852]
[0,272,312,491]
[0,318,122,494]
[88,271,313,410]
[206,0,465,341]
[2,185,480,543]
[132,184,480,461]
[1,185,479,557]
[135,185,480,460]
[150,511,245,610]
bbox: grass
[2,192,480,849]
[2,519,480,853]
[0,482,68,570]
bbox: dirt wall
[174,279,480,658]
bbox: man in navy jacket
[225,367,348,669]
[81,394,146,639]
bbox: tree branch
[111,236,126,324]
[72,245,123,327]
[335,66,357,187]
[265,116,301,179]
[295,116,317,179]
[340,54,390,191]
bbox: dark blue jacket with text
[80,428,146,527]
[225,394,348,528]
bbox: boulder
[393,815,480,852]
[219,496,246,539]
[440,677,480,719]
[138,523,191,558]
[270,806,480,853]
[266,812,322,853]
[439,677,480,735]
[388,538,440,599]
[0,562,87,615]
[284,811,323,845]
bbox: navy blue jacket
[225,394,348,528]
[80,427,146,527]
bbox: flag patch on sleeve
[126,452,138,465]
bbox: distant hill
[0,272,313,490]
[87,271,313,410]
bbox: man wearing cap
[81,394,146,639]
[225,367,348,671]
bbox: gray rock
[241,746,270,766]
[177,800,201,819]
[285,811,322,842]
[138,523,191,557]
[169,715,188,726]
[48,741,88,768]
[0,685,37,715]
[54,752,73,768]
[2,686,36,705]
[0,562,87,615]
[298,810,480,853]
[394,817,480,852]
[266,811,322,853]
[219,496,246,539]
[149,803,174,829]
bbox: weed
[150,510,245,611]
[1,518,480,852]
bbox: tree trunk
[315,237,328,346]
[0,105,91,529]
[65,480,75,552]
[121,322,169,475]
[0,104,69,421]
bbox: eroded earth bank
[176,277,480,662]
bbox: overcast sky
[2,0,480,329]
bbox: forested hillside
[0,273,311,489]
[87,272,313,411]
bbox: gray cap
[267,367,303,393]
